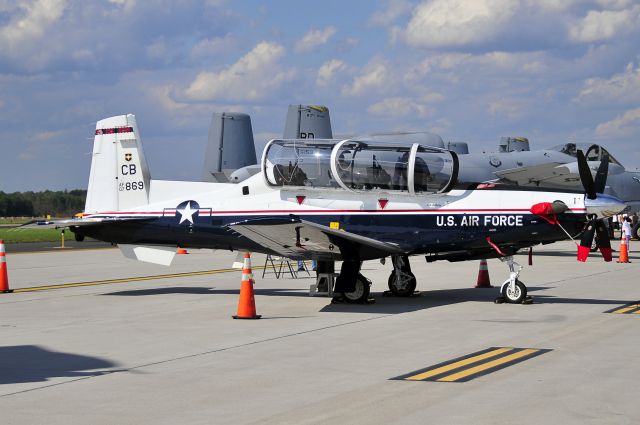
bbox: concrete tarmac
[1,242,639,424]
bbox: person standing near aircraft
[622,217,632,250]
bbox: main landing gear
[495,256,532,304]
[386,255,418,297]
[331,261,374,304]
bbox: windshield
[549,143,622,165]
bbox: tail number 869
[119,181,144,191]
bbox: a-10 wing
[228,217,404,261]
[494,162,580,187]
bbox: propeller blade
[594,219,613,262]
[593,155,609,194]
[577,219,596,262]
[577,150,596,200]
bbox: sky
[1,0,640,192]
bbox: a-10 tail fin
[85,114,151,213]
[202,112,257,183]
[283,104,333,139]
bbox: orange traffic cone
[475,259,492,288]
[1,240,12,293]
[616,238,630,263]
[232,253,261,319]
[176,248,189,255]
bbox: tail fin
[283,104,333,139]
[85,114,151,213]
[201,112,257,183]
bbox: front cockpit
[263,139,458,195]
[550,143,622,166]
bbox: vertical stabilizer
[85,114,150,213]
[283,104,333,139]
[202,112,257,182]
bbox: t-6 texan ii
[34,114,626,304]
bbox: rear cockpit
[550,143,622,166]
[263,139,458,195]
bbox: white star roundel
[176,200,200,225]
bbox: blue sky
[1,0,640,192]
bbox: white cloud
[184,41,295,101]
[190,34,236,59]
[527,0,575,12]
[595,107,640,137]
[595,0,632,10]
[368,96,439,118]
[369,0,413,26]
[0,0,66,54]
[569,6,640,43]
[403,0,518,48]
[316,59,347,87]
[294,26,337,53]
[577,62,640,104]
[487,97,526,120]
[342,62,389,96]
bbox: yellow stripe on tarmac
[611,306,639,314]
[406,348,513,381]
[438,349,539,382]
[12,266,271,293]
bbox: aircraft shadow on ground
[0,345,117,385]
[321,286,633,314]
[102,285,632,315]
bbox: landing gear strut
[496,256,531,304]
[332,261,373,304]
[386,255,417,297]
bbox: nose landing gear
[495,256,532,304]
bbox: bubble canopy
[262,139,458,195]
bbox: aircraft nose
[584,194,627,217]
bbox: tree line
[0,190,86,217]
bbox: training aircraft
[32,114,627,305]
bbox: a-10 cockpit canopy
[549,143,622,166]
[262,139,458,195]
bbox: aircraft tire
[74,232,85,242]
[343,274,371,303]
[387,271,416,296]
[502,280,527,304]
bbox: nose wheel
[495,256,532,304]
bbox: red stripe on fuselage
[83,208,587,218]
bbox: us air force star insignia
[176,200,200,225]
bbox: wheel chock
[522,296,533,305]
[494,297,505,304]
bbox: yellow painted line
[9,247,117,255]
[633,310,640,314]
[611,306,639,314]
[438,349,538,382]
[405,348,513,381]
[12,265,273,293]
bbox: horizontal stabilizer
[119,244,177,266]
[228,217,403,261]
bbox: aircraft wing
[494,162,580,188]
[228,217,404,261]
[21,216,156,229]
